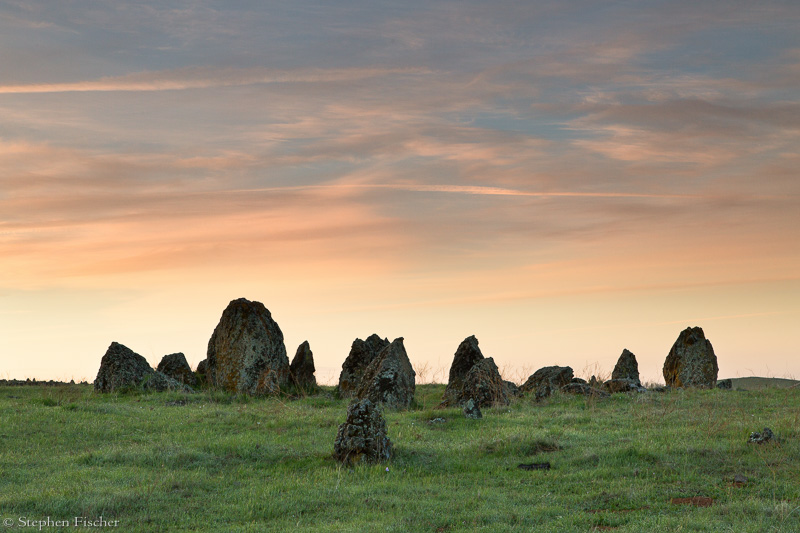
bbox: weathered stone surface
[196,359,208,376]
[520,366,574,399]
[748,427,775,445]
[611,349,640,384]
[333,399,392,465]
[463,398,483,419]
[561,382,610,398]
[504,380,521,398]
[456,357,510,408]
[663,327,718,388]
[338,334,390,398]
[157,352,198,387]
[716,378,732,390]
[356,337,416,409]
[289,340,317,391]
[442,335,485,406]
[95,342,190,393]
[604,378,647,394]
[206,298,289,395]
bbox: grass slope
[0,384,798,532]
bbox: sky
[1,0,799,385]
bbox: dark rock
[748,427,776,445]
[463,398,482,419]
[604,378,646,394]
[732,474,748,486]
[456,357,510,408]
[520,366,574,399]
[504,380,521,398]
[663,326,718,388]
[716,378,732,390]
[518,462,551,471]
[611,349,640,384]
[571,377,587,385]
[356,337,416,409]
[157,352,198,387]
[289,341,317,391]
[196,359,208,376]
[561,382,610,398]
[94,342,191,393]
[442,335,485,406]
[338,334,390,398]
[333,399,392,465]
[206,298,289,395]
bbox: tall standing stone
[611,349,640,384]
[356,337,416,409]
[442,335,485,406]
[206,298,289,395]
[289,340,317,391]
[337,334,390,398]
[663,326,718,388]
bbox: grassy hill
[0,384,798,532]
[726,377,800,391]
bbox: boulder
[289,341,317,391]
[356,337,416,409]
[441,335,485,406]
[333,399,392,465]
[206,298,289,395]
[94,342,191,393]
[156,352,198,387]
[611,349,640,384]
[337,334,390,398]
[663,327,718,388]
[456,357,510,408]
[463,398,483,419]
[520,366,574,399]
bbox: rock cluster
[355,337,416,409]
[333,399,392,465]
[520,366,574,399]
[206,298,289,395]
[289,341,317,391]
[663,327,718,388]
[337,334,390,398]
[157,352,198,387]
[95,342,191,393]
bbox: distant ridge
[725,377,799,390]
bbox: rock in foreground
[206,298,289,395]
[95,342,190,393]
[356,337,416,409]
[663,327,718,388]
[333,399,392,465]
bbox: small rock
[429,417,446,424]
[517,462,551,471]
[289,340,317,391]
[561,382,610,398]
[520,366,574,399]
[463,398,482,419]
[604,378,647,394]
[732,473,748,486]
[156,352,198,387]
[333,399,392,465]
[716,378,732,390]
[748,427,776,444]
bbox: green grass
[1,384,799,532]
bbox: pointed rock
[611,349,640,384]
[95,342,191,393]
[290,340,317,391]
[333,399,392,465]
[663,327,718,388]
[157,352,198,387]
[442,335,485,406]
[337,334,390,398]
[206,298,289,395]
[456,357,510,408]
[356,337,416,409]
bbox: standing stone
[95,342,190,393]
[356,337,416,409]
[337,334,390,398]
[157,352,198,387]
[663,327,718,388]
[289,341,317,391]
[333,399,392,465]
[456,357,510,408]
[520,366,574,399]
[206,298,289,395]
[463,398,483,419]
[441,335,485,406]
[611,349,640,384]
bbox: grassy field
[0,383,798,532]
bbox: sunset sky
[2,1,799,385]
